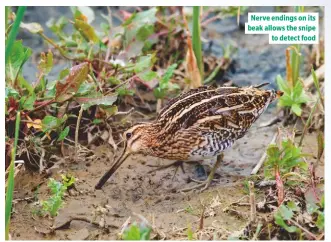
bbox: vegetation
[122,222,152,240]
[37,175,76,217]
[5,6,324,240]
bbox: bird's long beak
[95,142,131,189]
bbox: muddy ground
[8,6,324,240]
[9,110,323,240]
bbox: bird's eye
[126,132,132,139]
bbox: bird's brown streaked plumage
[95,84,283,189]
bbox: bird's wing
[157,85,239,123]
[162,87,274,135]
[157,85,212,120]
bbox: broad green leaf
[55,62,89,102]
[5,87,19,100]
[291,103,302,116]
[305,187,320,215]
[276,75,290,94]
[18,75,34,94]
[153,87,165,99]
[45,80,57,98]
[38,50,53,75]
[122,8,157,54]
[58,126,70,141]
[5,40,32,83]
[74,19,99,43]
[292,81,303,98]
[138,70,158,82]
[41,115,66,132]
[131,7,157,25]
[278,204,294,220]
[278,94,293,107]
[295,93,310,104]
[76,82,96,95]
[75,95,118,110]
[59,68,70,80]
[162,63,178,83]
[20,22,43,33]
[137,25,154,41]
[274,212,298,233]
[134,54,155,73]
[20,93,36,111]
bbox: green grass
[5,6,26,240]
[5,6,26,64]
[5,112,21,240]
[192,6,203,79]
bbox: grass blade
[311,68,324,108]
[298,100,318,146]
[192,6,203,79]
[5,6,26,64]
[5,111,21,240]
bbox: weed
[264,139,308,181]
[122,222,152,240]
[276,75,310,116]
[187,223,195,240]
[38,175,76,217]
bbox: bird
[95,83,283,191]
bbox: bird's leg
[180,153,224,193]
[147,160,185,174]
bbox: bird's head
[123,123,158,155]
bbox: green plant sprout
[122,222,152,240]
[39,175,76,217]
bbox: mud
[9,111,273,240]
[9,6,323,240]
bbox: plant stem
[5,6,26,64]
[289,219,317,240]
[192,6,204,79]
[38,32,78,61]
[5,111,21,240]
[5,6,9,31]
[204,58,230,84]
[75,105,84,156]
[298,100,319,146]
[26,99,55,115]
[311,68,324,108]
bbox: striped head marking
[123,123,156,154]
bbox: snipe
[95,83,283,191]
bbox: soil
[9,6,324,240]
[9,109,324,240]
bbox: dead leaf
[182,11,201,89]
[26,116,42,130]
